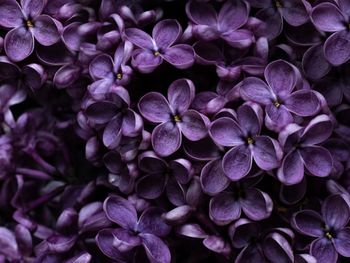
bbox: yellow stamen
[154,51,160,56]
[174,115,181,122]
[325,232,333,239]
[247,137,254,145]
[275,0,282,8]
[26,20,34,28]
[116,73,122,80]
[274,101,281,108]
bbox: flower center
[275,0,283,8]
[173,115,181,122]
[247,137,254,145]
[116,73,123,80]
[26,20,34,28]
[274,101,281,108]
[154,51,160,56]
[325,232,333,239]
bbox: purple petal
[163,205,192,225]
[152,122,181,157]
[103,115,123,149]
[230,219,261,248]
[167,78,195,114]
[103,195,137,230]
[125,28,154,50]
[209,117,244,146]
[311,3,346,32]
[333,228,350,257]
[32,15,60,46]
[301,115,333,145]
[137,208,171,237]
[193,41,224,65]
[140,233,171,263]
[221,29,253,49]
[186,1,217,27]
[85,101,117,125]
[192,24,220,41]
[175,223,208,239]
[241,188,273,221]
[263,232,294,263]
[96,229,130,261]
[300,146,333,178]
[237,103,263,136]
[138,92,171,123]
[339,0,350,17]
[0,227,19,260]
[292,210,324,237]
[200,159,230,195]
[152,19,181,49]
[209,192,241,225]
[322,194,350,230]
[241,77,272,105]
[310,238,338,263]
[138,151,167,174]
[281,0,309,26]
[302,45,331,81]
[203,235,231,256]
[280,178,307,205]
[324,30,350,66]
[218,0,249,32]
[89,54,113,80]
[5,27,34,62]
[265,104,294,131]
[22,63,45,90]
[131,49,163,73]
[179,110,208,141]
[21,0,44,18]
[62,22,81,51]
[255,7,283,40]
[135,174,166,199]
[223,145,252,181]
[284,90,320,116]
[169,159,192,185]
[264,60,297,98]
[166,177,186,206]
[0,0,23,28]
[162,44,195,69]
[53,64,80,88]
[236,244,265,263]
[121,109,143,137]
[277,151,304,185]
[252,136,282,171]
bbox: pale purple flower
[125,19,195,73]
[96,195,171,263]
[292,194,350,263]
[277,114,333,185]
[0,0,61,61]
[311,0,350,66]
[210,102,283,181]
[186,0,253,48]
[138,79,209,157]
[241,60,320,132]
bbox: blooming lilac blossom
[0,0,350,262]
[125,19,195,73]
[0,0,61,61]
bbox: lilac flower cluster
[1,0,350,262]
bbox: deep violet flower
[138,78,209,157]
[210,102,283,181]
[241,60,320,132]
[125,19,195,73]
[311,0,350,66]
[89,41,133,88]
[96,195,171,263]
[292,194,350,263]
[135,151,193,199]
[277,114,333,185]
[186,0,253,48]
[0,0,61,61]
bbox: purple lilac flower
[292,194,350,263]
[311,0,350,66]
[186,0,253,48]
[0,0,61,61]
[138,78,209,157]
[96,195,171,263]
[241,60,320,132]
[210,102,283,180]
[277,114,333,185]
[125,19,195,73]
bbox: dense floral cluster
[0,0,350,262]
